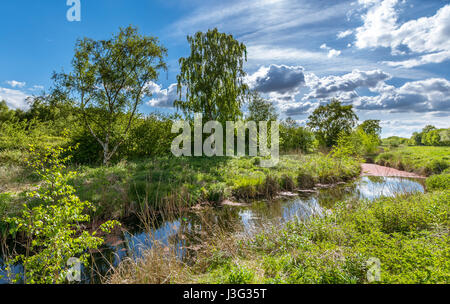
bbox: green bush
[426,174,450,191]
[198,189,450,284]
[3,145,120,284]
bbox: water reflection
[0,176,425,284]
[118,177,424,258]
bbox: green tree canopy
[53,26,167,165]
[175,28,249,123]
[246,91,278,122]
[422,125,437,134]
[358,119,382,137]
[307,99,358,147]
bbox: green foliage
[408,125,450,147]
[125,113,177,158]
[175,28,249,123]
[298,154,361,185]
[426,174,450,191]
[307,99,359,148]
[358,120,381,137]
[332,128,380,157]
[279,118,315,153]
[64,154,361,219]
[4,145,119,284]
[54,26,168,165]
[382,136,409,148]
[375,146,450,175]
[199,190,450,284]
[224,264,255,284]
[246,91,278,122]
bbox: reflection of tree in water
[315,183,358,209]
[82,176,426,283]
[367,176,385,184]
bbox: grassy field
[109,187,450,284]
[375,146,450,176]
[0,153,361,223]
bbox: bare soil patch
[361,163,425,178]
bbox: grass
[426,173,450,191]
[136,188,447,284]
[375,146,450,176]
[75,154,360,218]
[0,153,361,221]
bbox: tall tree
[307,99,358,147]
[246,91,278,122]
[54,26,167,165]
[175,28,249,123]
[422,125,436,134]
[358,119,382,137]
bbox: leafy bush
[279,118,315,153]
[332,129,380,158]
[3,145,119,284]
[426,174,450,191]
[125,114,176,158]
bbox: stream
[0,175,426,284]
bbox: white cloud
[384,50,450,68]
[356,78,450,112]
[319,43,342,59]
[0,87,30,109]
[246,45,326,62]
[327,49,342,58]
[355,1,450,66]
[146,82,179,108]
[305,69,391,100]
[337,29,353,39]
[355,0,399,50]
[30,85,45,91]
[6,80,26,88]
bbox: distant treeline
[0,99,318,164]
[382,125,450,147]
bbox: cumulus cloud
[355,1,450,67]
[320,43,342,58]
[305,69,391,100]
[245,64,306,94]
[327,49,342,58]
[6,80,26,88]
[355,78,450,112]
[337,29,353,39]
[251,64,448,119]
[283,102,314,116]
[0,87,30,109]
[146,82,179,108]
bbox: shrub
[426,174,450,191]
[3,144,120,284]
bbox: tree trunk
[103,135,110,166]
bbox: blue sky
[0,0,449,137]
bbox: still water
[0,176,425,283]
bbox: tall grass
[57,154,360,219]
[110,187,449,284]
[375,146,450,176]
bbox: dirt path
[361,163,425,178]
